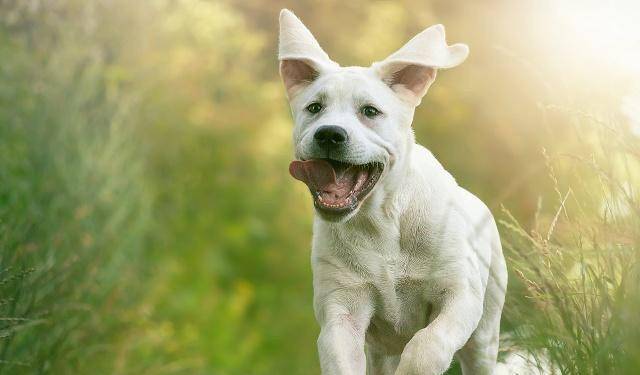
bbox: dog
[278,9,507,375]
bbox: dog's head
[279,9,468,221]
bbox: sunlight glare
[553,0,640,75]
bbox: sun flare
[552,0,640,75]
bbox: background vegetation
[0,0,638,374]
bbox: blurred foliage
[501,109,640,374]
[0,0,638,374]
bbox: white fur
[279,9,507,375]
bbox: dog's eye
[306,102,323,114]
[362,105,381,118]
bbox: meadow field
[0,1,638,374]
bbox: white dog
[279,9,507,375]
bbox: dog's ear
[371,24,468,106]
[278,9,338,99]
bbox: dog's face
[287,67,413,221]
[279,9,468,221]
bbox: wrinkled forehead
[295,66,397,106]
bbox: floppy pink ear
[280,59,319,98]
[371,24,469,106]
[381,64,438,99]
[278,9,338,98]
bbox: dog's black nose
[314,125,348,148]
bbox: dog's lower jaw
[315,181,388,224]
[315,207,357,223]
[317,154,413,224]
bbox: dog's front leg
[395,288,483,375]
[317,303,371,375]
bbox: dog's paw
[394,332,454,375]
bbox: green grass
[0,26,151,372]
[500,110,640,374]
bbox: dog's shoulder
[410,144,457,189]
[406,144,497,241]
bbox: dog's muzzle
[289,158,384,217]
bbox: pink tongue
[289,160,336,191]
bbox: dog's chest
[364,248,440,352]
[336,226,444,351]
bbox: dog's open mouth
[289,159,384,215]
